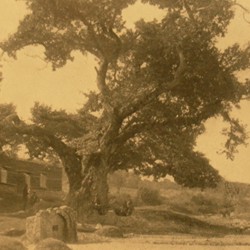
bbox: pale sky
[0,0,250,183]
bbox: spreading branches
[120,45,186,120]
[1,0,249,192]
[117,99,223,144]
[14,124,76,158]
[80,16,123,113]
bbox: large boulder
[34,238,72,250]
[26,206,77,243]
[0,236,27,250]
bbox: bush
[191,193,222,215]
[109,193,134,216]
[137,187,162,206]
[191,194,214,206]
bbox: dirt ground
[25,234,250,250]
[2,213,250,250]
[9,228,250,250]
[2,206,250,250]
[69,243,250,250]
[68,235,250,250]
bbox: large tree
[1,0,250,215]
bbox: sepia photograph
[0,0,250,249]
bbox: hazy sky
[0,0,250,183]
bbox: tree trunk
[61,153,83,194]
[15,124,111,218]
[65,152,109,220]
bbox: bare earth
[24,233,250,250]
[67,235,250,250]
[2,212,250,250]
[66,235,250,250]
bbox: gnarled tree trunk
[17,125,110,218]
[65,152,110,220]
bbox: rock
[96,226,123,238]
[77,223,96,233]
[0,236,27,250]
[34,238,72,250]
[0,228,26,237]
[26,206,77,243]
[95,223,103,230]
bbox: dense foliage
[1,0,250,213]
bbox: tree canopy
[1,0,250,212]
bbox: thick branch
[99,111,123,159]
[17,125,76,156]
[80,20,122,112]
[14,124,83,190]
[120,47,186,119]
[96,59,109,95]
[80,17,106,58]
[108,27,122,60]
[117,99,222,144]
[95,58,115,113]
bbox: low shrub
[191,193,214,207]
[109,193,134,216]
[137,187,162,206]
[191,193,224,215]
